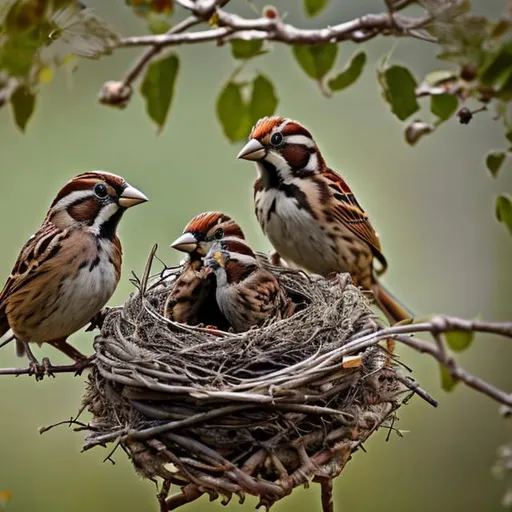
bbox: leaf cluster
[0,0,511,237]
[0,0,118,130]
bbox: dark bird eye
[94,183,108,198]
[213,228,224,240]
[270,132,283,147]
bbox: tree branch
[359,316,512,407]
[1,315,509,413]
[395,333,512,406]
[117,12,434,49]
[99,0,436,106]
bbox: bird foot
[28,357,55,381]
[27,356,95,379]
[70,355,95,376]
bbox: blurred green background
[0,1,511,511]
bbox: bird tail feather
[372,282,414,324]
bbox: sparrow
[237,116,412,325]
[0,171,148,373]
[204,238,293,333]
[164,212,245,328]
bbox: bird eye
[94,183,108,198]
[270,132,283,147]
[213,228,224,240]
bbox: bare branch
[395,334,512,407]
[0,363,85,378]
[117,12,434,49]
[121,15,201,88]
[100,0,435,104]
[349,316,512,407]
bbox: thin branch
[121,15,201,88]
[117,12,434,49]
[397,374,439,408]
[100,0,435,104]
[395,334,512,407]
[0,363,87,377]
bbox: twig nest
[83,252,404,511]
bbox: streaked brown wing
[165,265,214,324]
[322,168,387,272]
[0,222,64,307]
[251,270,282,315]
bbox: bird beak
[171,232,198,253]
[211,251,225,267]
[237,139,266,161]
[119,185,148,208]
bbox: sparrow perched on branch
[237,116,411,325]
[204,238,293,333]
[0,171,148,372]
[164,212,246,327]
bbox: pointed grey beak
[118,184,148,208]
[237,139,266,161]
[171,232,198,253]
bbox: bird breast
[255,185,345,276]
[7,234,121,342]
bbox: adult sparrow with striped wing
[204,238,293,333]
[0,171,148,374]
[237,116,411,325]
[164,212,246,328]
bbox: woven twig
[82,250,406,511]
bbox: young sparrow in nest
[0,171,148,372]
[164,212,246,328]
[204,238,294,333]
[237,116,412,325]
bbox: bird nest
[81,247,406,511]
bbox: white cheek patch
[284,135,315,147]
[52,190,94,212]
[266,151,294,180]
[89,202,120,235]
[304,152,319,172]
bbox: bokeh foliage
[0,0,511,512]
[1,0,511,237]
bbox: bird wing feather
[321,168,388,273]
[0,222,66,308]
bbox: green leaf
[10,84,35,132]
[486,151,506,178]
[379,65,419,121]
[304,0,329,17]
[424,70,457,85]
[125,0,174,18]
[230,39,264,60]
[430,93,458,122]
[147,14,171,35]
[479,42,512,86]
[216,81,249,143]
[498,69,512,100]
[496,194,512,236]
[140,54,179,133]
[506,130,512,144]
[439,364,459,392]
[292,43,338,80]
[250,74,278,125]
[445,330,474,352]
[328,51,366,92]
[429,14,490,67]
[490,19,512,40]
